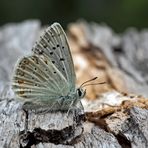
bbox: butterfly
[11,23,90,112]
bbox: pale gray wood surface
[0,97,121,148]
[81,21,148,97]
[0,20,148,148]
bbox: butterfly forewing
[12,55,69,103]
[32,23,76,92]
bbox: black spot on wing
[52,61,55,64]
[60,58,65,61]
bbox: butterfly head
[77,77,106,99]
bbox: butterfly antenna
[81,82,106,88]
[80,77,98,88]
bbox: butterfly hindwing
[12,55,69,104]
[32,23,76,92]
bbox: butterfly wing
[12,55,69,104]
[32,23,76,92]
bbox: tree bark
[0,20,148,148]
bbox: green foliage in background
[0,0,148,32]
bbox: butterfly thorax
[57,87,86,110]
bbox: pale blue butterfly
[12,23,97,112]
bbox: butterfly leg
[66,99,84,117]
[38,101,62,114]
[66,100,76,117]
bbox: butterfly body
[60,88,86,110]
[12,23,85,112]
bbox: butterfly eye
[77,88,86,98]
[77,89,82,97]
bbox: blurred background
[0,0,148,100]
[1,1,148,146]
[0,0,148,32]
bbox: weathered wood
[68,21,148,97]
[1,93,148,147]
[121,107,148,148]
[0,96,121,148]
[0,20,148,148]
[105,107,148,148]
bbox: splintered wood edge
[120,107,148,148]
[1,98,148,147]
[0,98,121,148]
